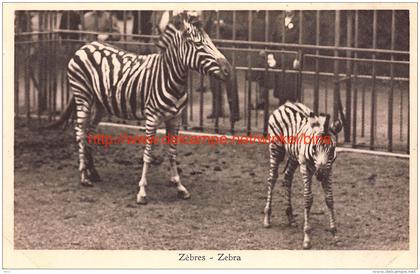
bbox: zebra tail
[40,95,76,130]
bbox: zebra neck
[160,46,188,96]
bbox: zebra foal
[50,12,231,204]
[263,101,343,249]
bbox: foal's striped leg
[283,159,299,227]
[321,173,340,245]
[165,118,190,200]
[300,164,314,249]
[264,144,285,228]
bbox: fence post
[38,11,47,117]
[199,75,204,131]
[352,10,359,147]
[14,13,19,118]
[313,10,320,113]
[344,11,353,143]
[333,11,340,122]
[297,10,303,101]
[247,11,252,136]
[388,10,396,152]
[370,10,377,150]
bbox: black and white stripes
[263,101,342,249]
[63,12,231,204]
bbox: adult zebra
[263,101,342,249]
[50,12,231,204]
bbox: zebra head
[307,112,343,178]
[157,11,232,80]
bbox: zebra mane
[155,23,180,51]
[155,13,204,51]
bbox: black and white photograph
[4,2,417,269]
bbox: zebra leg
[300,164,314,249]
[321,174,341,246]
[85,104,103,182]
[136,118,158,205]
[263,144,285,228]
[74,96,94,187]
[284,159,299,227]
[165,118,191,200]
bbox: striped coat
[263,101,342,249]
[54,12,231,204]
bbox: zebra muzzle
[215,58,231,80]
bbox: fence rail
[14,10,410,154]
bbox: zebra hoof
[81,179,94,187]
[303,241,312,250]
[177,190,191,200]
[136,195,148,205]
[334,238,342,247]
[263,217,271,228]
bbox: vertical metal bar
[216,11,220,39]
[231,11,237,134]
[79,11,84,41]
[263,10,269,135]
[406,97,409,154]
[361,83,366,137]
[215,80,221,133]
[265,10,269,42]
[297,10,303,101]
[23,37,30,119]
[152,11,156,34]
[255,81,258,128]
[247,11,252,135]
[263,52,269,136]
[189,72,193,121]
[370,10,377,150]
[352,10,359,147]
[214,11,220,133]
[94,11,99,32]
[25,37,30,120]
[52,12,58,120]
[137,11,141,35]
[324,77,328,113]
[400,85,403,141]
[44,11,49,118]
[333,10,340,121]
[314,10,320,113]
[345,11,353,143]
[37,11,44,120]
[47,11,52,121]
[244,72,247,127]
[388,10,396,152]
[109,11,113,33]
[14,50,19,116]
[14,14,19,117]
[123,10,127,49]
[199,75,204,130]
[279,11,286,106]
[65,11,70,104]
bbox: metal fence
[14,10,410,153]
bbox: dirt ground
[14,121,409,250]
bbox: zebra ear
[330,120,343,135]
[158,11,171,33]
[308,113,318,128]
